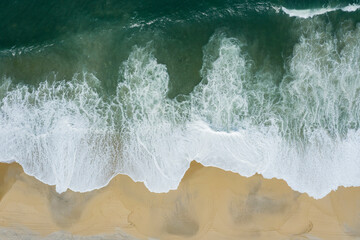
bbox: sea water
[1,0,360,198]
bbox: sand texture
[0,161,360,240]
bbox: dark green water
[1,0,360,198]
[1,0,358,95]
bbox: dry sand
[0,161,360,240]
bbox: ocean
[1,0,360,198]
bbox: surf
[1,14,360,199]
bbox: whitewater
[280,4,360,18]
[1,11,360,199]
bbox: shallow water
[1,0,360,198]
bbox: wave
[1,19,360,198]
[0,75,120,193]
[127,2,360,30]
[280,4,360,18]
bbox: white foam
[2,20,360,198]
[113,46,191,192]
[0,74,119,193]
[191,33,250,131]
[282,6,337,19]
[341,4,360,12]
[281,4,360,18]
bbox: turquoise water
[1,0,360,198]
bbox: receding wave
[1,19,360,198]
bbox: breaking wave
[280,4,360,18]
[1,19,360,198]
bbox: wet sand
[0,161,360,240]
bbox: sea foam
[281,4,360,18]
[0,74,119,193]
[1,20,360,198]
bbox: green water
[0,0,358,95]
[1,0,360,198]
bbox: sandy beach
[0,161,359,240]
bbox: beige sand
[0,161,360,240]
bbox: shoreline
[1,161,360,239]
